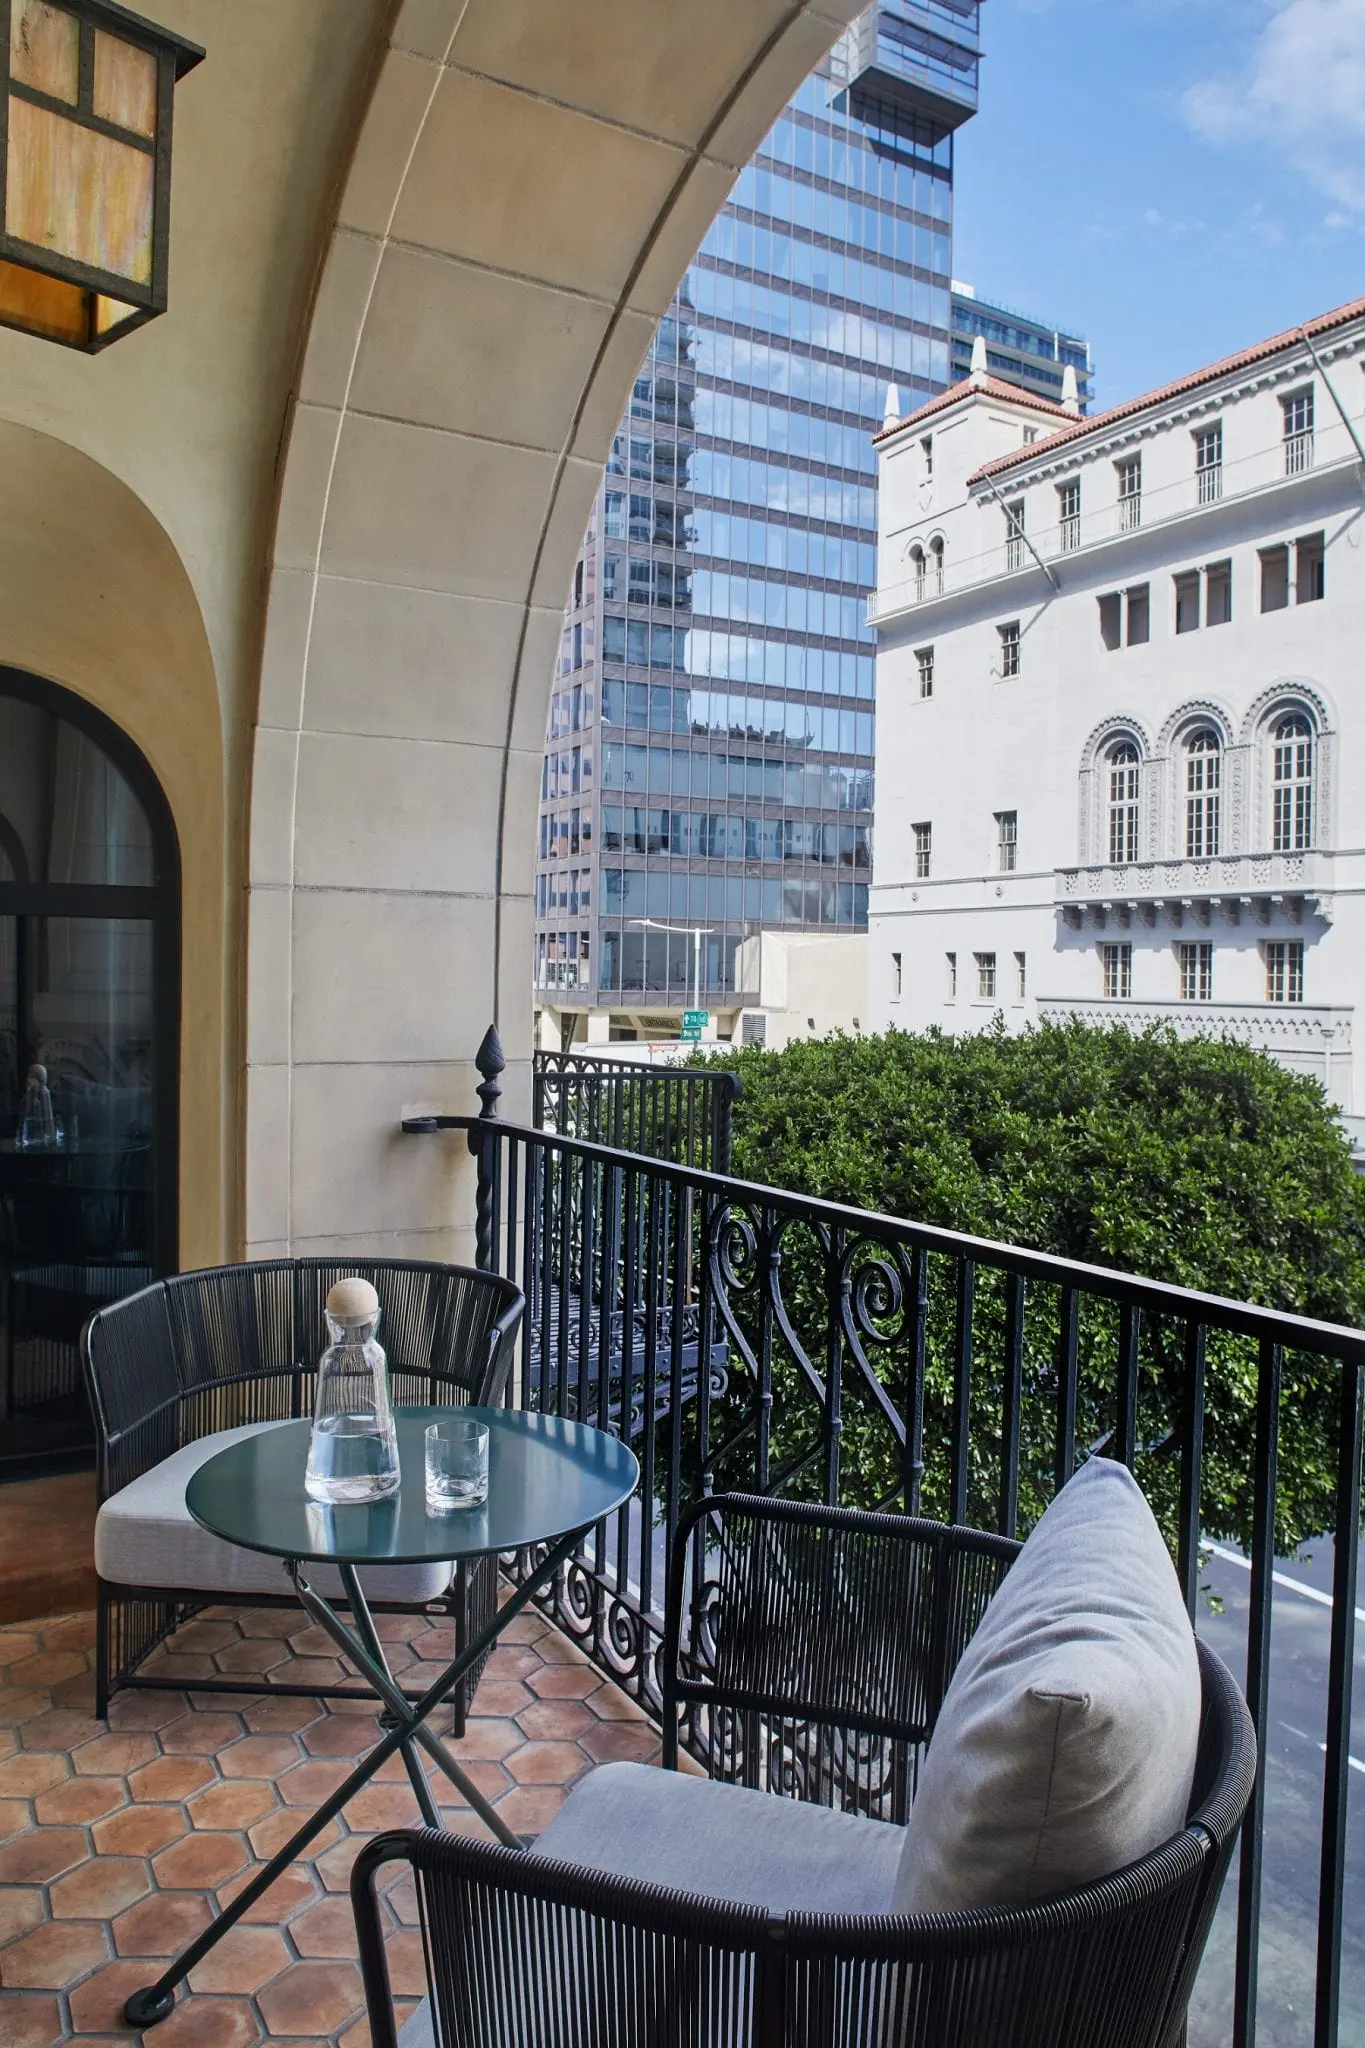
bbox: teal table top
[185,1406,639,1565]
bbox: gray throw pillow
[892,1457,1200,1914]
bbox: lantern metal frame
[0,0,203,351]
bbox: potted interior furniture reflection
[354,1475,1255,2048]
[80,1259,524,1721]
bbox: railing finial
[475,1025,505,1120]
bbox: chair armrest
[471,1290,526,1406]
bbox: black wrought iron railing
[405,1030,1365,2048]
[533,1047,740,1174]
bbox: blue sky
[950,0,1365,409]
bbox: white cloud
[1183,0,1365,212]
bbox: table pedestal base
[124,1528,583,2027]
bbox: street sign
[680,1008,709,1043]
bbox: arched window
[1272,712,1314,850]
[908,544,925,600]
[929,535,944,594]
[1184,729,1222,859]
[1107,741,1141,865]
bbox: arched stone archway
[246,0,863,1257]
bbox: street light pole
[626,918,714,1021]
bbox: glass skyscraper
[535,3,982,1036]
[951,283,1094,411]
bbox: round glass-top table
[127,1405,639,2029]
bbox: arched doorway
[0,669,179,1478]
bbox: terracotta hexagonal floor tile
[0,1917,109,1988]
[449,1717,523,1762]
[217,1860,316,1923]
[247,1807,339,1860]
[67,1958,160,2033]
[105,1690,189,1732]
[0,1884,45,1944]
[278,1658,345,1689]
[0,1688,50,1728]
[289,1894,361,1959]
[0,1991,64,2048]
[186,1921,290,1995]
[277,1758,351,1807]
[217,1733,301,1780]
[515,1696,594,1742]
[526,1664,601,1701]
[468,1678,534,1717]
[129,1755,216,1803]
[186,1779,278,1832]
[211,1640,288,1678]
[71,1732,159,1777]
[410,1625,455,1661]
[339,1783,423,1833]
[0,1796,28,1839]
[111,1888,214,1957]
[337,2015,374,2048]
[50,1852,152,1920]
[483,1645,543,1682]
[236,1610,297,1639]
[34,1775,125,1825]
[0,1631,39,1666]
[380,1929,428,1998]
[144,1994,260,2048]
[18,1707,101,1752]
[152,1831,252,1891]
[313,1835,372,1893]
[582,1682,643,1721]
[300,1715,378,1760]
[163,1621,240,1657]
[0,1749,69,1797]
[495,1784,568,1837]
[284,1624,334,1660]
[258,1958,364,2037]
[0,1827,88,1883]
[504,1739,588,1786]
[92,1802,188,1858]
[580,1721,660,1766]
[241,1696,320,1734]
[159,1712,244,1756]
[137,1654,218,1684]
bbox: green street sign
[683,1010,709,1030]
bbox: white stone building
[868,299,1365,1110]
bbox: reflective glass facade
[951,285,1094,411]
[535,10,979,1014]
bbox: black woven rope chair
[82,1259,524,1722]
[352,1491,1255,2048]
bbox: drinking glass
[425,1416,489,1512]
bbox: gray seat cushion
[398,2000,433,2048]
[94,1421,453,1604]
[530,1759,903,1914]
[893,1457,1201,1915]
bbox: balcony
[1056,850,1335,929]
[829,2,981,135]
[1034,992,1353,1060]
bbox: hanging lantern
[0,0,202,352]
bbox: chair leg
[94,1583,111,1721]
[451,1564,468,1740]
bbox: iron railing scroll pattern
[402,1034,1365,2048]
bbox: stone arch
[1077,714,1151,865]
[1239,677,1337,853]
[0,419,225,1266]
[246,0,862,1255]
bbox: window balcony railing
[871,420,1354,624]
[1055,849,1334,928]
[407,1027,1365,2048]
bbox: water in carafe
[18,1063,56,1149]
[305,1278,400,1504]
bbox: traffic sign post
[680,1009,709,1044]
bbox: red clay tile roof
[872,374,1074,444]
[965,295,1365,486]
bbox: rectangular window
[1206,560,1232,626]
[1099,591,1121,651]
[1004,499,1025,572]
[1058,479,1081,552]
[892,951,902,998]
[913,821,932,880]
[998,620,1021,678]
[1117,455,1142,530]
[946,951,957,1000]
[1126,585,1150,646]
[1102,942,1133,1000]
[1178,941,1213,1001]
[1014,951,1027,1000]
[921,435,933,481]
[604,490,625,539]
[1195,423,1223,503]
[1174,572,1201,635]
[1265,939,1305,1004]
[1260,544,1289,613]
[1296,531,1325,604]
[995,810,1017,872]
[975,951,997,1000]
[916,646,934,699]
[1283,389,1314,475]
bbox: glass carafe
[18,1062,56,1149]
[304,1279,400,1504]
